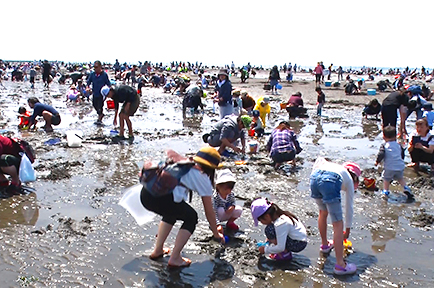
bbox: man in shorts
[101,85,140,139]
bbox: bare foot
[167,256,191,268]
[149,247,170,260]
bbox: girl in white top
[251,198,307,261]
[140,148,224,268]
[310,157,361,275]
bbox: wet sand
[0,71,433,287]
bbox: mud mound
[36,160,84,180]
[410,211,434,228]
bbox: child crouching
[251,198,307,260]
[214,169,243,232]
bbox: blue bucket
[276,83,282,90]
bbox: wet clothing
[87,71,111,116]
[267,129,302,163]
[140,167,214,234]
[376,141,405,178]
[205,115,245,147]
[310,157,355,228]
[264,215,307,254]
[410,132,434,164]
[112,85,140,116]
[30,103,61,125]
[381,92,409,128]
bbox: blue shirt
[30,103,59,123]
[87,71,110,98]
[423,110,434,127]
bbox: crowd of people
[1,58,433,277]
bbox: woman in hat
[214,69,233,119]
[140,147,224,268]
[309,157,361,275]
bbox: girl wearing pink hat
[251,198,307,261]
[309,157,361,275]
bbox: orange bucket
[106,100,115,109]
[280,103,287,110]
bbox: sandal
[320,241,334,253]
[149,247,170,260]
[270,251,292,261]
[333,262,357,275]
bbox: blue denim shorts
[310,170,343,203]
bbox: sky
[2,0,433,69]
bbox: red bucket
[106,100,115,109]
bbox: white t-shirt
[173,168,213,203]
[311,157,355,229]
[264,215,307,254]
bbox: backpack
[139,159,195,198]
[10,138,36,163]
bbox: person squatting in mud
[251,198,307,261]
[101,85,140,140]
[408,118,434,176]
[202,115,252,156]
[266,121,302,169]
[140,148,224,268]
[213,169,243,233]
[27,97,61,132]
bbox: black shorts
[410,149,434,165]
[121,93,140,116]
[0,154,21,172]
[51,114,61,125]
[140,188,198,234]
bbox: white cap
[101,85,110,97]
[215,169,236,185]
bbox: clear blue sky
[3,0,433,69]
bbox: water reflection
[0,192,39,228]
[313,118,324,145]
[370,213,398,253]
[362,118,381,141]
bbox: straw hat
[193,147,222,169]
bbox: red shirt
[0,136,21,157]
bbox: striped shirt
[213,191,235,224]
